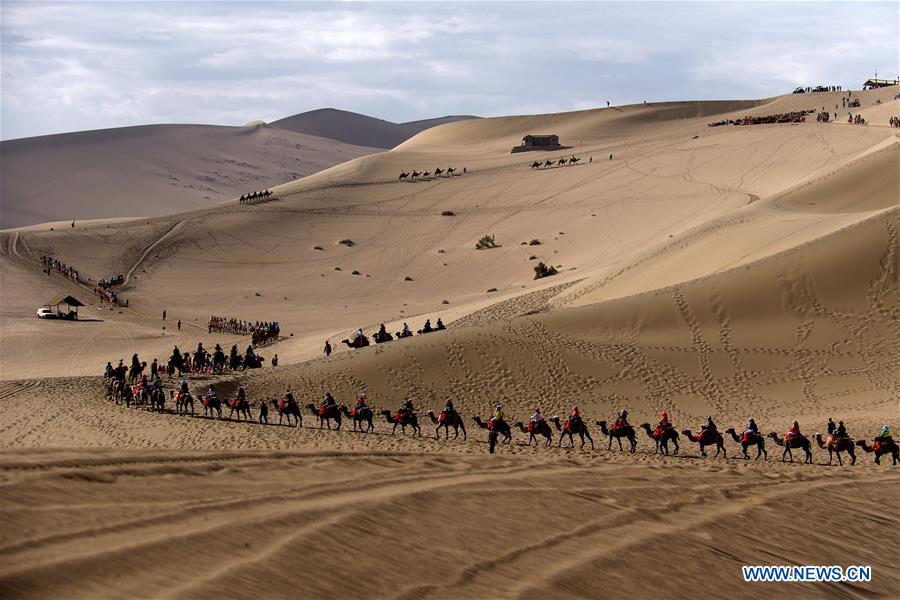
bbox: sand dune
[0,123,380,229]
[270,108,423,149]
[1,88,899,598]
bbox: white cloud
[1,1,897,139]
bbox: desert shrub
[313,245,324,250]
[475,234,497,250]
[404,276,413,281]
[351,270,360,275]
[334,267,342,271]
[529,239,541,245]
[441,210,455,216]
[487,288,498,293]
[441,299,450,304]
[528,255,537,260]
[533,262,558,280]
[339,239,355,246]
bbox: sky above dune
[1,1,898,140]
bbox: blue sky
[1,1,897,140]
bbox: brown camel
[597,420,637,452]
[426,410,467,440]
[473,416,512,444]
[170,390,194,416]
[725,428,766,460]
[270,398,301,426]
[148,388,166,413]
[815,433,856,466]
[381,409,421,436]
[681,429,726,458]
[550,416,594,450]
[640,423,680,456]
[515,420,552,447]
[305,403,342,430]
[340,404,374,433]
[341,337,370,349]
[226,397,252,421]
[855,438,898,466]
[767,432,813,463]
[201,394,222,419]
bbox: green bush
[533,262,558,280]
[475,234,497,250]
[338,239,355,246]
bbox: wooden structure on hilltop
[511,134,569,154]
[862,78,899,89]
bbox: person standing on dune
[324,340,332,356]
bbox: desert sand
[1,87,899,599]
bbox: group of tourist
[208,316,280,345]
[848,114,867,125]
[39,255,79,282]
[794,85,842,93]
[708,110,816,127]
[889,116,900,128]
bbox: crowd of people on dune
[40,255,79,282]
[208,316,280,345]
[331,318,446,351]
[238,189,275,204]
[398,166,466,181]
[101,356,899,464]
[708,110,816,127]
[793,85,842,93]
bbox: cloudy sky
[1,1,897,140]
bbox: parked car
[36,307,57,319]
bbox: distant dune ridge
[1,89,899,599]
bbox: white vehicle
[36,307,57,319]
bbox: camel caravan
[238,189,275,204]
[529,155,582,169]
[708,109,817,127]
[208,316,281,346]
[101,357,898,464]
[398,166,467,181]
[338,318,446,349]
[39,255,127,306]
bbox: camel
[342,336,370,349]
[681,429,727,458]
[515,420,552,447]
[399,172,409,180]
[550,416,594,450]
[306,403,342,430]
[271,398,301,427]
[201,395,222,419]
[767,432,813,463]
[530,161,542,170]
[557,158,567,166]
[597,420,637,453]
[815,433,856,466]
[226,397,252,421]
[640,423,680,456]
[447,167,456,176]
[473,416,512,445]
[411,170,420,179]
[422,171,431,178]
[340,404,374,433]
[128,361,146,383]
[148,388,166,413]
[170,390,194,416]
[426,410,467,440]
[373,330,393,344]
[543,160,554,168]
[395,330,413,339]
[725,428,766,460]
[434,168,444,177]
[381,409,421,437]
[569,156,581,164]
[855,438,899,466]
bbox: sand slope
[0,123,380,229]
[270,108,423,149]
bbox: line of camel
[100,379,900,466]
[399,166,466,181]
[530,156,582,169]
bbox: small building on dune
[511,134,569,154]
[862,78,899,89]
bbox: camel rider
[402,323,411,336]
[570,406,581,427]
[403,398,415,414]
[786,420,801,441]
[423,319,432,333]
[196,343,205,357]
[878,424,891,439]
[378,323,387,337]
[657,411,671,430]
[613,410,629,430]
[179,379,189,395]
[105,362,113,378]
[531,406,543,424]
[151,359,158,379]
[131,353,140,370]
[492,404,504,423]
[834,421,847,438]
[745,418,758,436]
[150,376,162,391]
[206,384,218,401]
[355,393,368,411]
[443,399,455,415]
[703,416,718,434]
[827,418,836,435]
[356,328,365,341]
[436,318,444,330]
[236,386,246,402]
[138,374,149,389]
